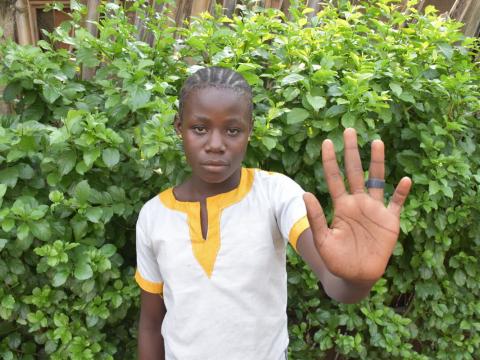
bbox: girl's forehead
[184,87,250,115]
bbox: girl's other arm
[138,290,166,360]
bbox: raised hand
[303,128,412,282]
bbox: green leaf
[286,108,309,124]
[102,148,120,168]
[389,82,403,97]
[306,94,326,112]
[100,244,117,258]
[453,269,466,286]
[71,218,88,240]
[76,47,100,67]
[0,184,7,199]
[341,112,356,128]
[42,84,61,104]
[85,207,103,223]
[2,218,15,233]
[0,238,7,252]
[399,91,415,103]
[75,180,91,203]
[0,167,19,188]
[305,138,320,160]
[438,43,453,59]
[261,137,277,150]
[30,221,51,241]
[83,148,101,167]
[128,87,151,111]
[325,104,347,118]
[281,73,305,86]
[3,82,22,102]
[49,128,69,145]
[18,164,34,180]
[52,271,69,287]
[74,262,93,281]
[17,223,29,241]
[58,150,76,176]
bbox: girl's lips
[201,161,229,166]
[201,162,230,173]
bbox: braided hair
[178,66,253,121]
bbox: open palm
[304,128,412,282]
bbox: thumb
[303,192,329,249]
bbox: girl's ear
[174,114,182,136]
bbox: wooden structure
[3,0,480,45]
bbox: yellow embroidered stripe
[159,168,255,278]
[288,215,310,252]
[135,269,164,295]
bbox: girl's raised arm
[297,128,411,303]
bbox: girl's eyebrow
[192,115,211,122]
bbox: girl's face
[175,86,252,184]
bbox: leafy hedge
[1,0,479,358]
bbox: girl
[135,67,411,360]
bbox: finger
[387,177,412,216]
[343,128,364,194]
[303,193,329,247]
[322,139,347,203]
[368,139,385,202]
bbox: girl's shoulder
[252,168,303,192]
[137,190,173,225]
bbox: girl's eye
[227,128,240,136]
[193,126,207,134]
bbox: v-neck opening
[158,168,255,278]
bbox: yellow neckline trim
[159,168,255,278]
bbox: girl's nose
[205,130,226,153]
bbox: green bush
[1,0,479,358]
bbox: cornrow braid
[178,66,253,121]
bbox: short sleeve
[269,173,310,252]
[135,216,164,295]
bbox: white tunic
[135,168,310,360]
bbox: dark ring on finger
[365,178,385,189]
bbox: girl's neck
[174,168,242,202]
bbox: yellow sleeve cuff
[135,269,164,295]
[288,215,310,252]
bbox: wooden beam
[222,0,237,17]
[82,0,100,80]
[0,1,15,42]
[143,0,165,46]
[191,0,211,16]
[174,0,193,27]
[459,0,480,36]
[264,0,283,9]
[281,0,291,19]
[306,0,321,20]
[85,0,100,38]
[14,0,33,45]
